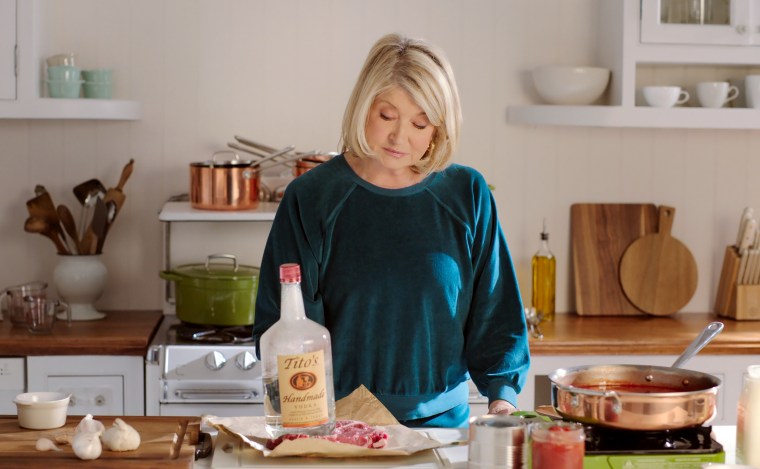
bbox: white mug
[696,81,740,108]
[642,86,690,108]
[745,75,760,109]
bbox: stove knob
[205,351,227,370]
[235,351,257,370]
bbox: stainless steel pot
[549,322,724,431]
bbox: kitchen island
[198,425,742,468]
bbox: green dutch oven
[159,254,260,326]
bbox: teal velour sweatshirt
[253,154,530,421]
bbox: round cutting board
[619,206,698,316]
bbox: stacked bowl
[82,69,113,99]
[46,64,82,99]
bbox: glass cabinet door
[640,0,759,45]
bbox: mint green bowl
[47,80,82,99]
[83,81,112,99]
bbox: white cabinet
[0,0,15,101]
[0,0,140,120]
[641,0,759,46]
[26,355,145,416]
[508,0,760,129]
[521,354,754,426]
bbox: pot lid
[172,254,259,280]
[191,150,254,168]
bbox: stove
[145,315,264,417]
[583,424,725,468]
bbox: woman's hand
[488,399,517,415]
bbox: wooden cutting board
[619,205,698,316]
[0,415,201,468]
[571,203,658,315]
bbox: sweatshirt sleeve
[463,175,531,407]
[252,180,326,354]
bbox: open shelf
[507,105,760,129]
[0,98,141,120]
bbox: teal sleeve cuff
[487,379,519,407]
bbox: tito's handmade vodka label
[278,350,329,427]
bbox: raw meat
[266,420,389,450]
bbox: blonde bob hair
[340,33,462,174]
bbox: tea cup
[642,86,690,108]
[23,296,71,334]
[696,81,739,108]
[1,281,47,325]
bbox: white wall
[1,0,757,314]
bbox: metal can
[468,414,527,469]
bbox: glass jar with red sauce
[530,421,584,469]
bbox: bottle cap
[280,263,301,282]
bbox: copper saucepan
[549,322,724,431]
[190,147,296,210]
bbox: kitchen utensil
[25,189,70,254]
[619,205,698,315]
[159,254,260,326]
[57,204,81,254]
[72,178,106,206]
[571,203,658,315]
[671,321,724,368]
[114,158,134,191]
[23,296,71,334]
[227,141,270,158]
[91,197,108,254]
[1,281,47,325]
[23,217,69,254]
[549,322,723,431]
[234,135,278,154]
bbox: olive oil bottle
[532,220,556,321]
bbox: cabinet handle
[736,24,747,34]
[95,395,106,406]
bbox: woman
[253,33,530,428]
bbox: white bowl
[531,66,611,105]
[14,392,70,429]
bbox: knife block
[715,245,760,320]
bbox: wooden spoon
[24,217,69,254]
[619,206,698,315]
[26,189,70,253]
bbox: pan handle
[671,321,724,369]
[602,391,622,416]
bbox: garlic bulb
[75,414,105,434]
[35,437,62,451]
[72,431,102,460]
[101,418,141,451]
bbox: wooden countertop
[530,312,760,355]
[0,310,163,356]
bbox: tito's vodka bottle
[260,263,336,438]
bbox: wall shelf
[0,98,141,120]
[507,105,760,129]
[158,201,278,222]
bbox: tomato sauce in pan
[574,383,685,393]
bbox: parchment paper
[203,385,451,458]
